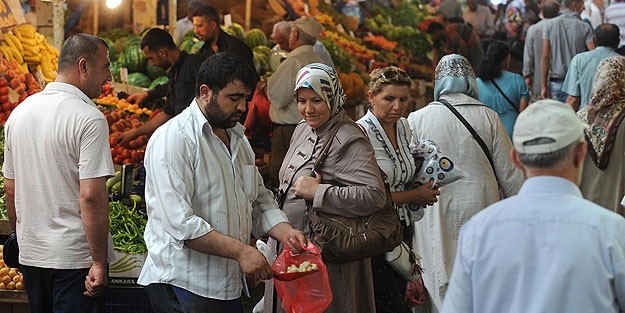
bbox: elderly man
[267,17,323,189]
[463,0,495,40]
[562,23,621,111]
[541,0,595,101]
[441,100,625,313]
[271,21,335,68]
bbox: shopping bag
[273,243,332,313]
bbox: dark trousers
[145,283,243,313]
[269,124,297,189]
[371,254,411,313]
[21,265,106,313]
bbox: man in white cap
[266,17,323,189]
[441,100,625,313]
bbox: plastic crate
[106,287,154,313]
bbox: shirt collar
[44,82,95,107]
[519,176,583,198]
[287,45,314,57]
[561,9,581,18]
[188,99,245,137]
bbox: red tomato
[0,78,8,87]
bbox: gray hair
[296,29,317,46]
[57,33,107,73]
[517,138,581,168]
[273,21,291,37]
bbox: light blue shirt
[477,71,529,138]
[561,46,620,110]
[441,176,625,313]
[138,100,288,300]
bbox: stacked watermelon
[102,32,169,90]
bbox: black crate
[106,286,154,313]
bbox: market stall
[0,1,437,312]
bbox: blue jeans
[549,79,568,102]
[145,283,243,313]
[21,265,106,313]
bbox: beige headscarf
[578,56,625,170]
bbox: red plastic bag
[272,243,332,313]
[405,276,427,307]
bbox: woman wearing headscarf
[263,63,387,313]
[356,66,441,313]
[579,56,625,214]
[476,40,529,138]
[406,54,524,311]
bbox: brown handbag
[307,121,403,264]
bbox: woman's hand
[411,182,440,207]
[293,172,322,201]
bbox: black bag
[510,38,524,59]
[3,231,19,268]
[307,121,403,264]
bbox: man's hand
[127,92,148,106]
[541,86,551,100]
[116,129,139,146]
[84,263,107,297]
[236,245,273,281]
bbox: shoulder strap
[489,79,519,113]
[312,120,351,174]
[438,99,499,182]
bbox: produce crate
[106,286,154,313]
[108,250,146,286]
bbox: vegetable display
[109,201,147,254]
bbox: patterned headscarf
[578,56,625,170]
[294,63,346,117]
[433,54,479,100]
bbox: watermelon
[189,41,205,54]
[110,61,121,82]
[103,38,118,62]
[244,28,268,49]
[121,35,141,53]
[124,44,147,73]
[253,45,271,57]
[149,76,169,90]
[145,62,167,80]
[117,52,127,68]
[127,72,151,88]
[253,51,269,76]
[179,39,197,53]
[221,23,245,40]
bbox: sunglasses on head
[378,69,410,81]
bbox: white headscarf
[433,54,479,100]
[294,63,346,117]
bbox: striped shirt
[137,100,288,300]
[605,2,625,47]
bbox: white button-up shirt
[137,100,288,300]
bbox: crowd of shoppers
[9,2,625,313]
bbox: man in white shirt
[137,52,307,313]
[173,0,202,45]
[441,100,625,313]
[463,0,495,39]
[4,33,115,312]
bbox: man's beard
[204,93,242,129]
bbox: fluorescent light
[106,0,122,9]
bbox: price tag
[349,31,355,38]
[224,14,232,27]
[120,67,128,84]
[304,4,309,15]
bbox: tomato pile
[104,109,147,165]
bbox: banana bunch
[12,23,59,83]
[0,31,26,73]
